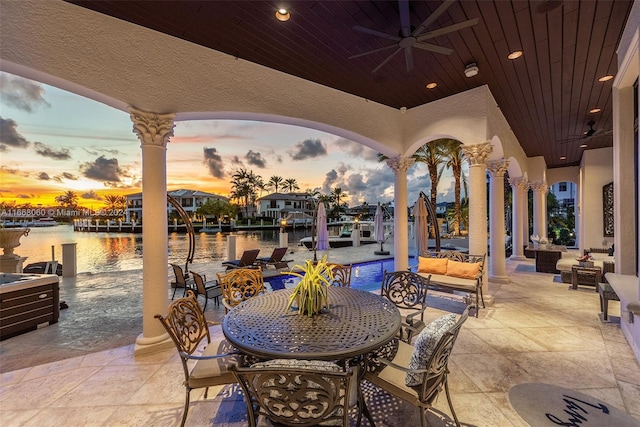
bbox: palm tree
[55,190,79,209]
[231,169,260,218]
[412,141,446,237]
[331,187,347,219]
[440,139,467,236]
[284,178,299,193]
[267,176,284,193]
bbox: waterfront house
[125,189,228,223]
[257,192,315,220]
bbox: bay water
[14,225,313,274]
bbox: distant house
[257,192,315,220]
[125,189,228,222]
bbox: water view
[14,225,314,274]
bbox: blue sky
[0,71,458,208]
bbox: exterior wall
[579,148,614,251]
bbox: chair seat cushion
[418,273,477,291]
[406,313,457,386]
[189,338,238,388]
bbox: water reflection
[16,225,312,274]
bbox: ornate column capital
[529,180,549,193]
[461,142,492,165]
[386,155,415,173]
[129,107,175,147]
[487,159,509,177]
[509,176,529,191]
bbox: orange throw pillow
[446,260,481,279]
[417,257,448,275]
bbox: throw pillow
[446,260,481,279]
[417,256,448,275]
[406,313,457,387]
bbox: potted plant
[285,255,334,316]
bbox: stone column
[461,142,492,303]
[530,181,549,240]
[130,107,175,356]
[509,176,528,260]
[386,156,414,271]
[487,159,509,283]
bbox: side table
[598,282,620,321]
[570,265,601,291]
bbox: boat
[31,218,58,227]
[299,221,380,249]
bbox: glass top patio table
[222,287,401,361]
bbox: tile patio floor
[1,246,639,426]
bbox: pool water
[264,258,402,293]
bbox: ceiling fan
[559,121,613,144]
[349,0,479,73]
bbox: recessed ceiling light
[275,8,290,21]
[598,75,614,82]
[508,50,523,60]
[580,144,588,148]
[426,82,437,89]
[589,108,602,114]
[560,156,566,160]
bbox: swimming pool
[264,258,402,293]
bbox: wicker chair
[155,290,240,427]
[231,359,361,427]
[217,266,265,313]
[329,263,353,287]
[364,306,471,427]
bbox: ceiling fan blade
[349,44,398,59]
[414,42,454,55]
[353,26,401,41]
[405,46,414,72]
[372,48,403,73]
[417,18,479,41]
[412,0,457,37]
[398,0,411,37]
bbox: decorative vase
[0,228,30,257]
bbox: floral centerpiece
[576,252,594,267]
[285,255,334,316]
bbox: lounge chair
[255,247,290,269]
[221,249,260,270]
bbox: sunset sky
[0,71,458,210]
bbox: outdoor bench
[417,250,486,316]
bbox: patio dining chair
[364,305,472,427]
[231,359,363,427]
[155,290,241,427]
[221,249,261,270]
[191,271,222,310]
[329,263,353,287]
[379,270,430,342]
[170,263,193,299]
[216,266,265,313]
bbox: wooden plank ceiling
[68,0,633,169]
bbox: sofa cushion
[417,256,448,275]
[446,260,481,279]
[406,313,457,386]
[418,273,477,291]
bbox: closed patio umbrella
[374,202,389,255]
[316,202,328,251]
[412,195,429,256]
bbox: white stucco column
[461,142,492,303]
[130,108,175,356]
[509,176,528,260]
[387,156,415,271]
[531,181,549,239]
[487,159,509,283]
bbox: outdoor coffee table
[222,287,401,361]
